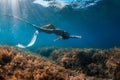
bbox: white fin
[16,30,39,48]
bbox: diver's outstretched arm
[70,35,82,39]
[54,36,63,41]
[54,38,61,41]
[4,14,41,31]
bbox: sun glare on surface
[0,0,21,15]
[33,0,101,9]
[0,0,27,34]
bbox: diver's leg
[70,35,82,39]
[40,28,54,34]
[42,24,56,29]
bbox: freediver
[4,15,82,41]
[33,24,82,41]
[4,15,82,48]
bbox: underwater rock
[34,47,58,57]
[50,48,95,71]
[43,47,120,80]
[0,46,101,80]
[106,48,120,80]
[0,46,69,80]
[0,46,120,80]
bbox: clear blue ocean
[0,0,120,49]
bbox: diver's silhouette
[33,24,82,41]
[4,15,82,41]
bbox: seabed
[0,46,119,80]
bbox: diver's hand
[54,38,59,42]
[54,39,57,42]
[54,37,62,41]
[33,24,37,27]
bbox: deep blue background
[0,0,120,48]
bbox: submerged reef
[36,47,120,80]
[0,46,120,80]
[0,46,69,80]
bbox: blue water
[0,0,120,48]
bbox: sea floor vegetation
[0,46,120,80]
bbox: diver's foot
[77,36,82,39]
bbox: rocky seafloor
[0,46,120,80]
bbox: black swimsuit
[61,32,70,39]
